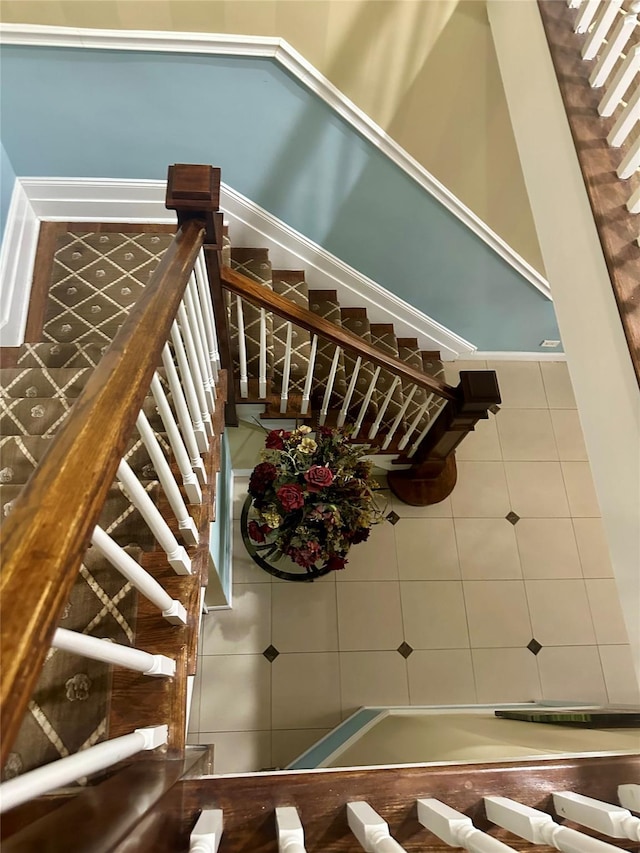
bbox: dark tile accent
[397,642,413,659]
[263,645,280,662]
[506,511,520,525]
[386,511,400,525]
[489,404,501,414]
[527,639,542,656]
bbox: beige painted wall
[332,713,640,767]
[0,0,545,273]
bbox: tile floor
[187,360,638,773]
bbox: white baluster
[52,628,175,677]
[381,385,417,451]
[236,295,249,398]
[276,806,307,853]
[575,0,602,32]
[116,459,191,575]
[319,346,342,426]
[171,322,209,453]
[417,798,517,852]
[347,802,407,852]
[607,83,640,146]
[259,309,268,399]
[280,322,293,413]
[178,302,213,436]
[0,726,168,814]
[591,14,639,89]
[91,526,187,624]
[553,791,640,841]
[353,365,381,438]
[190,809,224,853]
[337,356,362,429]
[150,372,204,502]
[568,0,583,7]
[618,784,640,813]
[186,275,216,412]
[408,398,447,458]
[194,251,220,379]
[628,183,640,212]
[136,410,199,546]
[485,796,626,852]
[597,42,640,113]
[583,0,623,59]
[397,394,434,451]
[300,334,318,416]
[617,133,640,177]
[369,376,401,439]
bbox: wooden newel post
[387,370,500,506]
[165,164,237,425]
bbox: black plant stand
[240,496,332,582]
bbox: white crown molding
[0,180,39,345]
[0,22,552,302]
[468,350,566,361]
[12,175,476,358]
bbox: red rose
[248,520,266,543]
[327,555,348,571]
[304,465,334,493]
[265,429,290,450]
[249,462,277,497]
[277,483,305,511]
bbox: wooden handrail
[0,219,205,766]
[221,266,458,402]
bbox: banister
[0,218,206,766]
[220,266,458,402]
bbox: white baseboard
[0,23,551,302]
[18,176,476,358]
[0,181,39,346]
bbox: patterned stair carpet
[0,229,173,782]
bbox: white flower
[60,324,72,335]
[0,467,13,483]
[90,305,101,314]
[298,425,312,434]
[65,673,91,702]
[25,386,38,398]
[99,235,110,243]
[4,753,23,779]
[30,405,45,419]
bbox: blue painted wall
[0,44,560,351]
[1,142,16,239]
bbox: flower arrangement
[246,426,384,572]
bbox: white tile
[443,359,486,385]
[487,361,547,408]
[550,410,588,461]
[585,579,630,645]
[561,461,601,517]
[232,525,272,583]
[525,579,596,646]
[472,648,542,703]
[540,362,576,408]
[199,654,271,731]
[450,462,511,518]
[272,729,332,769]
[496,409,558,461]
[455,518,522,580]
[340,651,409,716]
[396,518,461,581]
[537,646,608,702]
[401,581,469,649]
[198,731,271,774]
[515,519,582,579]
[201,583,271,655]
[598,645,640,705]
[572,518,614,578]
[272,652,342,729]
[188,670,202,733]
[463,581,532,648]
[408,650,476,704]
[272,580,338,652]
[337,520,399,581]
[504,461,570,518]
[390,493,452,518]
[337,582,403,651]
[456,416,502,461]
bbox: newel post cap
[165,164,221,212]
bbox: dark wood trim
[221,266,458,402]
[23,221,64,341]
[0,219,206,766]
[537,0,640,388]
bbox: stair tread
[0,367,92,398]
[16,342,106,368]
[271,271,311,397]
[340,308,379,420]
